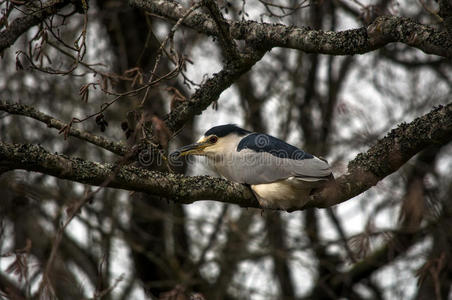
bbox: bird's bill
[172,140,209,157]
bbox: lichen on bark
[1,103,451,212]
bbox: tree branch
[130,0,452,58]
[0,0,74,53]
[163,47,265,132]
[306,103,452,209]
[203,0,240,61]
[310,147,442,297]
[0,104,451,211]
[0,142,258,207]
[0,102,129,156]
[438,0,452,36]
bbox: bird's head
[171,124,250,158]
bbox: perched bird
[171,124,333,210]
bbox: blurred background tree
[1,0,451,299]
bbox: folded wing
[222,133,333,185]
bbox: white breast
[251,178,312,211]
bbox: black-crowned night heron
[171,124,333,210]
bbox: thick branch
[0,101,129,156]
[203,0,240,61]
[0,0,73,53]
[164,48,265,132]
[130,0,452,57]
[311,147,442,297]
[0,104,451,210]
[306,103,452,209]
[0,142,258,207]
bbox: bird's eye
[209,136,218,143]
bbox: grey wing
[230,150,332,185]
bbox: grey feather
[208,149,332,185]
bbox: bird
[171,124,333,211]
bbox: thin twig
[140,1,202,106]
[0,101,129,156]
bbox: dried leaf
[58,123,72,140]
[121,121,129,131]
[167,87,186,110]
[95,114,108,132]
[3,239,32,283]
[124,67,144,87]
[79,84,90,103]
[159,285,189,300]
[15,55,23,71]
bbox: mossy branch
[1,104,451,211]
[0,142,258,207]
[0,101,129,156]
[306,103,452,209]
[0,0,75,53]
[130,0,452,58]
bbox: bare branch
[130,0,452,57]
[0,101,129,156]
[306,103,452,209]
[0,142,258,207]
[312,147,443,297]
[163,47,265,133]
[0,0,73,53]
[0,104,451,211]
[203,0,240,61]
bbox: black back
[237,133,313,160]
